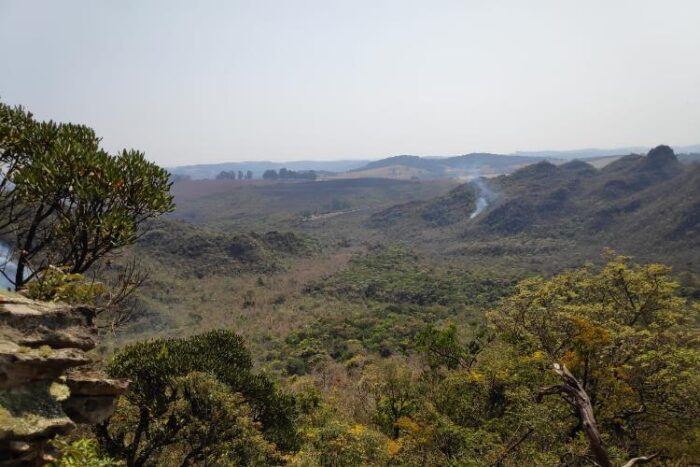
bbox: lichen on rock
[0,294,128,465]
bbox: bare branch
[493,427,535,466]
[621,453,658,467]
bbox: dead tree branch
[538,363,658,467]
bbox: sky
[1,1,699,166]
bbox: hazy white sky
[1,1,699,166]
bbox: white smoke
[0,243,30,291]
[0,243,17,290]
[468,176,496,220]
[470,196,488,219]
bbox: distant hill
[514,144,700,159]
[327,164,436,180]
[169,160,371,180]
[370,183,480,227]
[347,153,556,179]
[167,145,700,180]
[679,153,700,163]
[371,146,700,269]
[357,155,447,173]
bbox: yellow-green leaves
[488,256,700,461]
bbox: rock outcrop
[0,294,128,466]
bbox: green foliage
[0,102,34,191]
[25,266,106,303]
[309,245,513,306]
[290,420,389,467]
[284,257,699,465]
[136,219,316,276]
[288,392,391,467]
[48,437,122,467]
[416,323,491,370]
[488,255,700,461]
[279,246,514,371]
[155,372,278,466]
[361,360,421,438]
[99,330,297,465]
[285,301,453,367]
[0,99,174,289]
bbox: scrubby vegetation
[135,219,316,276]
[270,246,514,373]
[306,245,511,306]
[97,145,698,465]
[291,257,699,465]
[2,101,699,465]
[97,256,698,465]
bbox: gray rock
[0,294,128,465]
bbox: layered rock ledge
[0,295,128,466]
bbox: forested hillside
[2,101,699,466]
[371,146,700,271]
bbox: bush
[99,331,298,465]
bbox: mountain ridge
[370,145,700,269]
[168,144,700,180]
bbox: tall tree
[0,100,174,289]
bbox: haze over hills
[344,153,557,179]
[514,144,700,159]
[169,159,372,180]
[370,145,700,269]
[168,144,700,180]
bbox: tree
[262,169,278,180]
[488,255,700,463]
[0,102,34,234]
[98,372,278,466]
[0,100,174,289]
[245,170,253,179]
[98,331,298,466]
[400,255,700,465]
[361,360,420,439]
[289,420,389,467]
[237,170,244,180]
[215,170,236,180]
[416,323,492,370]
